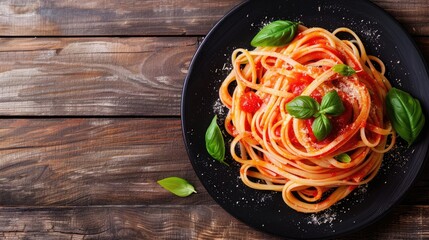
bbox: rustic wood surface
[0,0,427,239]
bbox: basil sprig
[332,64,356,76]
[251,20,299,47]
[286,90,345,141]
[205,116,228,165]
[386,87,425,146]
[157,177,196,197]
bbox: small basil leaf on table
[332,64,356,76]
[286,96,320,119]
[205,116,228,165]
[312,114,332,141]
[319,90,345,116]
[386,87,425,146]
[251,20,299,47]
[157,177,196,197]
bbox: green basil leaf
[334,153,352,163]
[251,20,299,47]
[332,64,356,76]
[386,87,425,146]
[157,177,196,197]
[205,116,228,165]
[286,96,320,119]
[312,114,332,141]
[319,90,345,116]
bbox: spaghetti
[219,24,395,213]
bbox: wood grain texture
[0,0,241,36]
[0,118,214,206]
[0,0,427,36]
[0,205,279,240]
[0,118,425,207]
[375,0,429,36]
[0,37,196,116]
[0,205,426,240]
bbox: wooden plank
[0,205,279,240]
[0,0,241,36]
[375,0,429,36]
[0,118,426,206]
[0,118,212,206]
[0,0,426,36]
[0,205,427,239]
[0,37,427,116]
[0,37,196,116]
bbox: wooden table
[0,0,427,239]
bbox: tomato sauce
[288,72,314,95]
[240,91,262,113]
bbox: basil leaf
[386,87,425,146]
[332,64,356,76]
[157,177,196,197]
[312,114,332,141]
[334,153,351,163]
[205,116,228,165]
[251,20,299,47]
[319,90,345,116]
[286,96,320,119]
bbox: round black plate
[181,0,429,239]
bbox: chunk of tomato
[240,91,262,113]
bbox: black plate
[181,0,429,239]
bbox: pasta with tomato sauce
[218,23,395,213]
